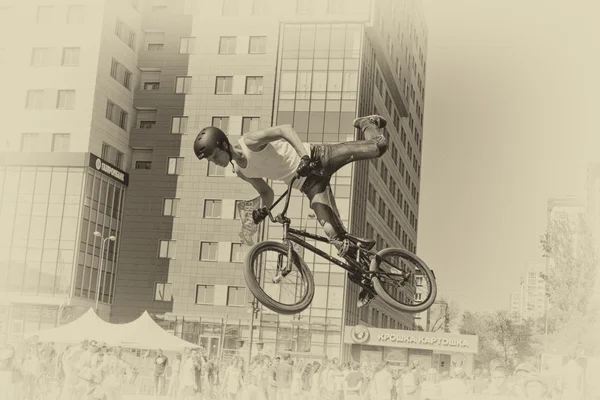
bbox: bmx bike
[244,176,437,315]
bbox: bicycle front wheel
[370,247,437,313]
[244,241,315,315]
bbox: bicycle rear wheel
[370,247,437,313]
[244,241,315,315]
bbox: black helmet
[194,126,230,160]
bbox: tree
[459,310,537,370]
[540,216,598,327]
[428,298,460,333]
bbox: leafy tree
[540,216,598,326]
[459,310,537,370]
[428,298,460,333]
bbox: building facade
[111,0,428,361]
[0,0,143,342]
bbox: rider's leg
[302,177,347,244]
[310,115,388,177]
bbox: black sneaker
[357,290,374,308]
[353,115,388,130]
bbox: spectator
[525,374,551,400]
[560,352,585,400]
[309,362,321,400]
[344,362,363,400]
[513,362,537,397]
[420,368,440,400]
[374,362,394,400]
[472,368,489,394]
[168,352,181,397]
[268,356,280,400]
[179,349,198,400]
[482,365,516,397]
[276,353,293,400]
[221,356,244,400]
[442,367,468,397]
[153,348,168,396]
[401,365,418,400]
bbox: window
[105,100,129,129]
[195,284,215,304]
[179,37,196,54]
[252,0,267,14]
[36,6,53,24]
[227,286,246,306]
[215,76,233,94]
[137,110,156,129]
[135,161,152,169]
[199,242,218,261]
[222,0,238,15]
[66,5,85,24]
[212,117,229,133]
[144,82,160,90]
[219,36,236,54]
[175,76,192,94]
[26,90,44,109]
[57,90,76,109]
[245,76,264,95]
[249,36,266,54]
[110,59,132,89]
[147,44,163,51]
[158,240,177,259]
[241,117,260,134]
[163,198,180,217]
[140,121,155,129]
[296,0,313,14]
[234,200,243,219]
[20,133,39,152]
[207,163,225,177]
[167,157,184,175]
[171,116,188,134]
[62,47,80,66]
[230,243,244,262]
[203,199,222,218]
[154,283,173,301]
[31,48,50,66]
[115,19,136,50]
[52,134,70,152]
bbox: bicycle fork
[273,223,294,284]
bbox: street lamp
[93,231,116,312]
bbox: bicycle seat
[345,233,376,250]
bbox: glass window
[245,76,264,95]
[61,48,80,66]
[20,133,39,152]
[215,77,233,94]
[219,37,237,54]
[230,243,244,262]
[241,117,260,134]
[227,286,246,306]
[249,36,266,54]
[25,90,44,109]
[203,199,222,218]
[171,116,188,134]
[66,5,85,24]
[196,284,215,304]
[163,198,180,217]
[31,48,50,67]
[280,71,297,92]
[326,71,342,92]
[167,157,184,175]
[158,240,176,259]
[52,134,70,152]
[297,71,312,92]
[207,163,225,177]
[175,76,192,94]
[57,90,76,110]
[179,37,196,54]
[199,242,218,261]
[212,116,229,133]
[312,72,327,92]
[154,282,173,301]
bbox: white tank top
[237,137,311,190]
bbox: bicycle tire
[244,241,315,315]
[370,247,437,313]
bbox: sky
[417,0,600,313]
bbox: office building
[111,0,428,362]
[0,0,144,342]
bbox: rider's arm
[236,169,274,207]
[244,125,309,159]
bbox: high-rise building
[0,0,144,342]
[109,0,428,361]
[509,290,523,317]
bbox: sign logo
[89,153,129,186]
[350,325,370,344]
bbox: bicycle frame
[262,176,376,289]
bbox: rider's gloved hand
[296,155,313,177]
[252,207,269,224]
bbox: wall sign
[89,153,129,186]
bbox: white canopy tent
[25,308,198,351]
